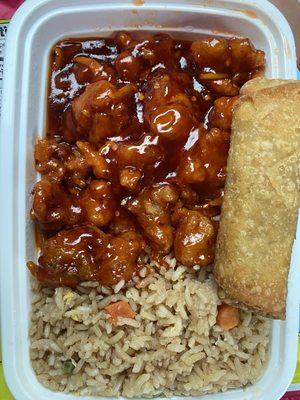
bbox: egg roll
[214,79,300,319]
[240,77,288,94]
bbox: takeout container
[0,0,299,399]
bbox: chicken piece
[199,128,230,186]
[109,208,139,235]
[72,80,114,130]
[77,141,111,179]
[106,300,136,325]
[34,139,70,180]
[192,37,264,96]
[73,56,116,83]
[34,139,90,187]
[52,42,82,70]
[173,208,216,267]
[119,167,142,193]
[90,113,117,144]
[99,231,145,285]
[115,134,164,170]
[199,194,224,218]
[144,73,197,141]
[63,149,92,188]
[125,183,179,253]
[150,34,174,66]
[27,227,145,287]
[31,179,82,231]
[191,37,264,76]
[229,38,265,74]
[27,226,107,287]
[178,127,230,187]
[179,185,199,206]
[53,46,64,70]
[209,96,238,131]
[177,149,206,185]
[144,73,190,114]
[115,50,141,81]
[216,304,240,330]
[124,33,174,69]
[72,80,136,142]
[32,178,116,231]
[79,180,117,228]
[144,73,174,121]
[191,38,230,71]
[149,104,195,141]
[116,31,134,49]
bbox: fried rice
[30,255,269,397]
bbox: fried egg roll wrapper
[214,79,300,319]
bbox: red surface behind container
[0,0,23,19]
[0,1,299,399]
[282,391,300,400]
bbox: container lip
[7,0,297,41]
[6,0,298,79]
[0,1,299,400]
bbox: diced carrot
[105,300,136,325]
[216,303,240,330]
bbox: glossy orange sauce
[28,32,265,287]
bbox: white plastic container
[0,0,299,399]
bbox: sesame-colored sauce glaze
[27,32,265,288]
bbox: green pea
[62,360,75,374]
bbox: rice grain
[30,258,269,397]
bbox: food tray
[0,0,299,399]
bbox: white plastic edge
[0,1,298,400]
